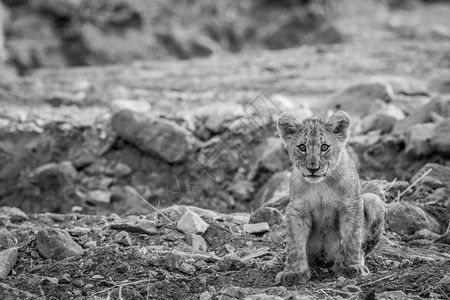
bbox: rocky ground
[1,2,450,300]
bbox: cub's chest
[305,185,341,229]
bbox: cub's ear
[277,113,302,145]
[325,111,350,140]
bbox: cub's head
[277,111,350,184]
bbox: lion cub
[276,111,385,285]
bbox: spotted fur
[276,111,385,286]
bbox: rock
[104,162,132,178]
[430,119,450,155]
[368,101,405,121]
[218,254,246,271]
[262,9,325,49]
[28,161,77,192]
[386,202,441,236]
[68,227,91,237]
[110,220,158,235]
[385,181,409,202]
[45,91,86,107]
[200,291,213,300]
[228,180,254,202]
[188,233,208,252]
[114,231,132,246]
[435,227,450,245]
[254,170,290,208]
[328,82,394,118]
[156,28,219,60]
[0,247,18,279]
[192,103,245,134]
[438,275,450,285]
[409,229,440,241]
[249,207,283,227]
[304,22,345,45]
[359,112,396,134]
[111,109,198,163]
[177,209,209,234]
[378,290,416,300]
[59,273,72,284]
[0,207,27,222]
[110,99,151,113]
[243,223,270,234]
[83,241,97,249]
[5,11,66,73]
[87,190,111,204]
[404,123,436,157]
[370,76,429,96]
[251,137,290,173]
[72,279,84,288]
[425,188,448,204]
[394,97,450,132]
[412,163,450,191]
[420,177,445,190]
[179,262,196,275]
[36,228,84,260]
[430,24,450,40]
[429,78,450,94]
[165,253,181,271]
[218,286,246,300]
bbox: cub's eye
[298,144,306,152]
[321,144,329,152]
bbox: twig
[319,289,334,300]
[146,272,152,300]
[126,187,174,224]
[360,274,396,287]
[0,283,36,298]
[386,177,397,190]
[394,169,432,202]
[93,279,149,296]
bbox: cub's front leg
[333,199,369,278]
[276,205,312,286]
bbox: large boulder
[303,22,345,45]
[190,103,245,134]
[429,77,450,94]
[359,112,396,134]
[28,161,78,192]
[111,109,198,163]
[394,97,450,132]
[251,137,290,173]
[404,123,436,157]
[36,228,84,260]
[386,202,441,236]
[430,119,450,155]
[254,170,290,208]
[411,163,450,191]
[327,82,394,118]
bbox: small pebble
[243,222,270,234]
[60,273,72,284]
[72,279,84,287]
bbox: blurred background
[0,0,447,75]
[0,0,450,216]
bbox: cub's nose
[307,166,320,174]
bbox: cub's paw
[276,269,311,286]
[335,264,369,278]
